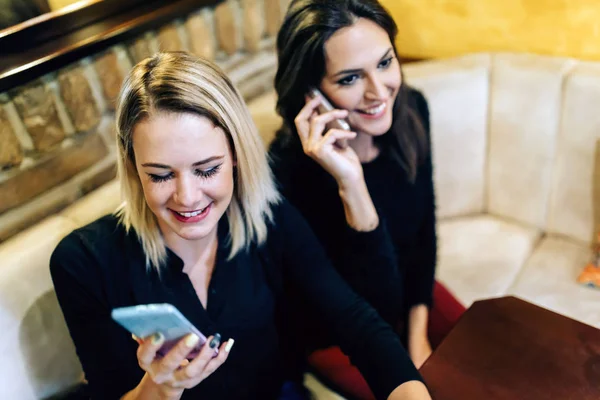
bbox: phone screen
[112,303,217,358]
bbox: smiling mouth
[171,204,211,218]
[357,102,386,115]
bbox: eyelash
[148,164,222,183]
[336,56,395,86]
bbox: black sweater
[50,200,422,400]
[269,88,436,336]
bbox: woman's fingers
[308,129,356,158]
[295,96,322,140]
[136,333,232,390]
[320,129,357,147]
[137,332,164,370]
[171,336,232,387]
[308,109,349,144]
[182,335,221,377]
[154,333,200,377]
[199,340,232,379]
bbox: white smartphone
[307,87,351,132]
[111,303,218,359]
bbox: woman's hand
[294,95,362,185]
[126,333,233,400]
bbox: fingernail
[225,338,235,353]
[151,332,164,345]
[185,334,200,347]
[209,333,222,349]
[132,333,139,342]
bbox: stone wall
[0,0,290,242]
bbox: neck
[349,131,379,163]
[161,225,219,271]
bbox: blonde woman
[50,52,432,400]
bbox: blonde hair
[115,52,280,269]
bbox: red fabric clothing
[307,281,466,400]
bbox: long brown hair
[274,0,428,181]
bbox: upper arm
[272,201,422,397]
[50,234,142,399]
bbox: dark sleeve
[273,201,423,399]
[50,232,143,399]
[320,216,404,325]
[405,88,437,309]
[269,130,403,325]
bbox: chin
[174,224,216,241]
[362,119,394,137]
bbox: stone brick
[215,1,240,55]
[0,132,108,214]
[80,160,117,195]
[242,0,263,53]
[12,81,65,151]
[265,0,283,37]
[94,51,125,110]
[186,13,215,60]
[128,35,153,64]
[0,188,79,243]
[0,106,23,169]
[158,24,184,52]
[58,67,101,133]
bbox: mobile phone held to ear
[308,87,351,132]
[111,303,218,359]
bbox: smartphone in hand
[307,87,351,132]
[112,303,218,359]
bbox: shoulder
[268,127,320,196]
[268,126,300,164]
[264,198,315,247]
[266,198,300,233]
[54,214,125,253]
[50,214,131,279]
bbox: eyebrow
[141,155,225,169]
[332,48,394,78]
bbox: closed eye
[194,164,222,179]
[147,164,222,183]
[148,172,174,183]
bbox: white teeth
[177,207,205,218]
[363,103,386,115]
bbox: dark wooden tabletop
[419,296,600,400]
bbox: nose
[173,174,200,207]
[365,75,388,100]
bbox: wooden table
[420,296,600,400]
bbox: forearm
[121,373,183,400]
[337,176,378,232]
[408,304,429,345]
[387,380,432,400]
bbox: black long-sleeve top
[50,199,422,400]
[269,88,436,333]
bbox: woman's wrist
[124,373,183,400]
[337,176,379,232]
